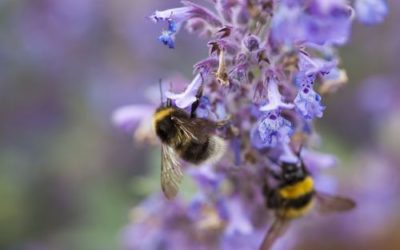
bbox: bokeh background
[0,0,399,249]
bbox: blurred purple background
[0,0,399,249]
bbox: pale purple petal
[165,74,202,109]
[259,80,294,112]
[150,7,193,23]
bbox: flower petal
[165,74,202,109]
[260,80,294,112]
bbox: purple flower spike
[251,111,293,149]
[260,80,294,112]
[294,83,325,120]
[117,0,387,248]
[165,74,203,109]
[355,0,388,24]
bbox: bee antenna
[158,78,164,105]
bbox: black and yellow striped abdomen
[268,176,315,219]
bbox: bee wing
[260,218,290,250]
[170,116,200,141]
[315,192,356,214]
[161,144,183,199]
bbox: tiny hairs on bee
[260,158,356,250]
[153,90,227,199]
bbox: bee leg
[166,98,172,107]
[190,86,203,118]
[190,99,200,118]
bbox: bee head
[281,161,307,184]
[153,107,177,143]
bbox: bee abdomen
[179,138,211,164]
[284,191,315,209]
[178,136,226,165]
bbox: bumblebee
[260,157,356,250]
[153,92,227,199]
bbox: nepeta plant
[114,0,387,249]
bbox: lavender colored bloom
[298,52,337,78]
[251,111,293,149]
[150,7,192,49]
[243,34,260,52]
[150,1,222,48]
[355,0,388,24]
[294,83,325,120]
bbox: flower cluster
[114,0,387,249]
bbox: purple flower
[355,0,388,24]
[150,1,222,48]
[294,83,325,120]
[243,35,260,52]
[251,111,293,149]
[297,52,337,80]
[165,74,202,109]
[259,79,294,112]
[150,7,192,49]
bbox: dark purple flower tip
[158,31,175,49]
[243,35,260,52]
[355,0,388,25]
[168,20,178,33]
